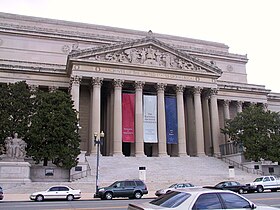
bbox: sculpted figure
[5,133,27,159]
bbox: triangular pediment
[68,35,222,76]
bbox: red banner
[122,93,135,142]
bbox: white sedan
[128,188,278,210]
[155,183,195,196]
[30,185,81,201]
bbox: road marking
[251,197,280,201]
[54,206,127,210]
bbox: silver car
[155,183,194,196]
[128,188,278,210]
[30,185,81,201]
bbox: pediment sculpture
[89,45,205,72]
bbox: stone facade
[1,12,280,158]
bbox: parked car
[94,179,148,200]
[204,181,248,194]
[0,186,3,200]
[127,187,278,210]
[155,183,195,196]
[246,176,280,193]
[30,185,81,201]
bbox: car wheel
[104,192,113,200]
[36,195,44,202]
[238,188,244,194]
[67,194,74,201]
[257,186,264,193]
[134,191,142,199]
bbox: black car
[94,179,148,200]
[0,186,3,200]
[204,181,248,194]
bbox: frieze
[0,59,65,73]
[83,66,215,83]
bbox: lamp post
[94,131,104,194]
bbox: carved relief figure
[5,133,27,159]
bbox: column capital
[210,88,218,96]
[176,85,185,93]
[134,81,145,90]
[156,83,167,92]
[263,103,268,111]
[49,86,58,92]
[70,75,82,85]
[113,79,124,88]
[28,84,39,92]
[193,86,203,95]
[223,100,230,108]
[91,77,103,87]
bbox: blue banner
[165,96,178,144]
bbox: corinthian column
[90,77,103,155]
[236,101,243,113]
[210,88,220,156]
[70,75,81,113]
[176,85,188,156]
[157,83,168,157]
[135,81,145,157]
[113,79,124,156]
[193,86,205,156]
[223,100,230,142]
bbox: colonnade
[69,75,265,157]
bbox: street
[1,192,280,210]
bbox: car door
[218,192,252,209]
[192,192,223,210]
[112,181,125,197]
[46,187,60,199]
[58,186,69,199]
[123,181,136,197]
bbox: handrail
[220,156,264,176]
[70,168,91,181]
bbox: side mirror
[250,203,257,209]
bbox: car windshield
[254,178,263,182]
[169,184,177,188]
[150,191,191,208]
[108,182,119,187]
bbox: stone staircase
[2,156,259,195]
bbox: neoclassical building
[1,12,280,159]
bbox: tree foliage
[221,105,280,162]
[25,90,80,169]
[0,81,33,151]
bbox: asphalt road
[0,192,280,210]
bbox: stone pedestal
[0,161,31,183]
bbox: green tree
[0,81,33,152]
[26,90,80,169]
[222,105,280,162]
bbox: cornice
[0,59,66,74]
[217,80,270,94]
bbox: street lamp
[94,131,104,194]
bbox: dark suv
[94,179,148,200]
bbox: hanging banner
[165,96,178,144]
[143,95,158,143]
[122,93,135,143]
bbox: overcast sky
[1,0,279,92]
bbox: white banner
[143,95,158,143]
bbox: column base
[113,153,124,157]
[197,152,206,157]
[135,153,146,157]
[178,153,190,157]
[158,153,170,157]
